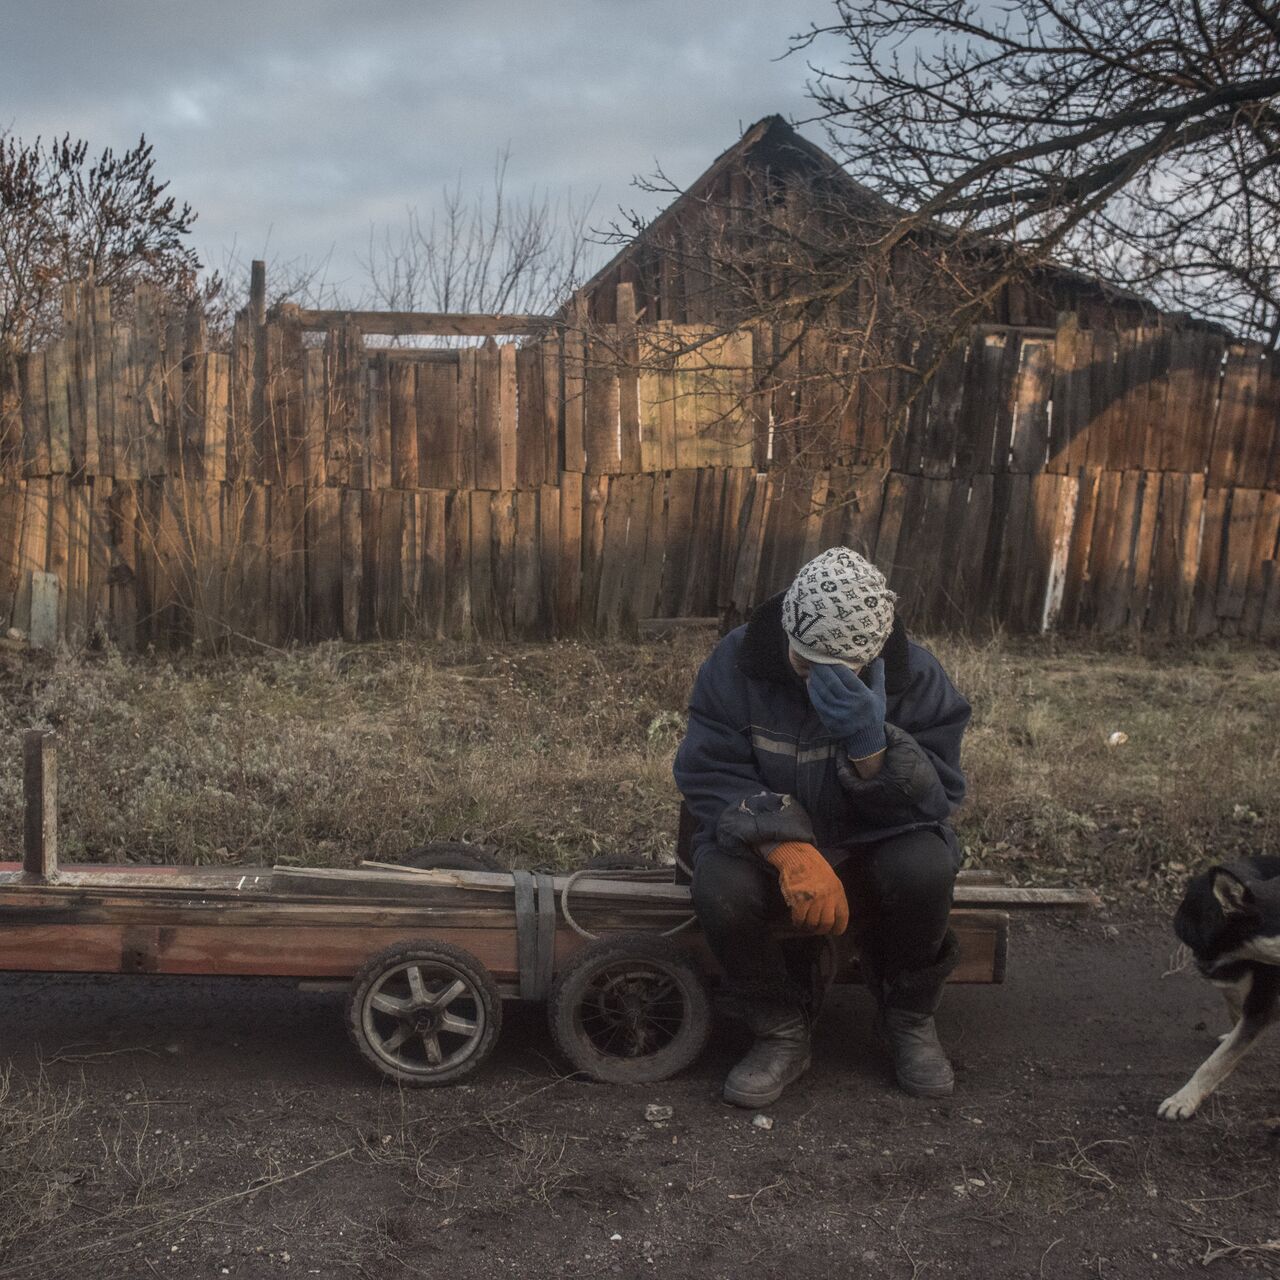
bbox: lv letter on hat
[781,547,896,668]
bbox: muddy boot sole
[722,1052,811,1108]
[896,1069,954,1099]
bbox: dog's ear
[1211,868,1256,916]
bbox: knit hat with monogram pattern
[780,546,896,668]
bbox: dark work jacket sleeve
[673,646,814,863]
[834,647,970,829]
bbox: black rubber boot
[884,1009,954,1097]
[722,1002,811,1108]
[880,931,961,1099]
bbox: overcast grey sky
[2,0,837,297]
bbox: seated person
[673,546,970,1106]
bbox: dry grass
[0,1066,86,1256]
[0,630,1275,897]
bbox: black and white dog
[1158,855,1280,1121]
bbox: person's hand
[806,658,887,760]
[765,842,849,935]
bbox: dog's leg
[1159,970,1278,1121]
[1215,975,1248,1041]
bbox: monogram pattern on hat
[781,547,896,666]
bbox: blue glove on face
[806,658,887,760]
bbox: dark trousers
[691,829,957,1009]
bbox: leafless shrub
[0,132,203,358]
[362,149,597,345]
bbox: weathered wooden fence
[0,276,1276,649]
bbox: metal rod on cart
[23,730,58,881]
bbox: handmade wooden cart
[3,732,1095,1086]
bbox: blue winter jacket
[673,593,971,868]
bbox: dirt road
[1,911,1276,1279]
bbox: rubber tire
[398,842,506,874]
[346,940,502,1086]
[548,934,712,1085]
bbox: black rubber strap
[533,872,557,1001]
[512,870,539,1001]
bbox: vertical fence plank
[657,469,697,616]
[0,483,23,629]
[307,484,341,640]
[204,352,230,483]
[1217,487,1263,628]
[441,491,470,637]
[45,340,73,476]
[516,345,546,489]
[1048,317,1083,473]
[1108,327,1148,471]
[108,480,138,649]
[541,334,562,482]
[13,478,49,637]
[1208,345,1255,488]
[20,353,49,478]
[65,481,90,646]
[728,471,770,622]
[562,317,586,473]
[584,339,620,474]
[71,284,100,476]
[186,479,224,648]
[1237,351,1276,488]
[682,470,726,617]
[594,474,630,632]
[340,487,363,641]
[1009,337,1054,473]
[1173,473,1205,634]
[469,491,495,637]
[951,474,995,629]
[1082,327,1117,470]
[417,357,457,489]
[1140,329,1172,472]
[133,287,168,478]
[454,348,477,490]
[358,491,379,638]
[557,470,583,633]
[617,283,643,476]
[299,348,324,488]
[499,343,518,491]
[91,286,114,476]
[579,473,609,626]
[229,313,254,483]
[538,483,560,636]
[46,476,70,642]
[1190,485,1227,636]
[1092,470,1140,631]
[368,354,393,491]
[389,360,418,490]
[920,342,965,479]
[513,489,540,636]
[474,339,502,490]
[374,489,402,638]
[85,476,112,640]
[421,489,446,638]
[492,489,517,638]
[637,471,668,621]
[1240,490,1280,638]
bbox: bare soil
[1,909,1276,1279]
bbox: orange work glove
[765,842,849,936]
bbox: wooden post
[249,261,267,328]
[23,730,58,880]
